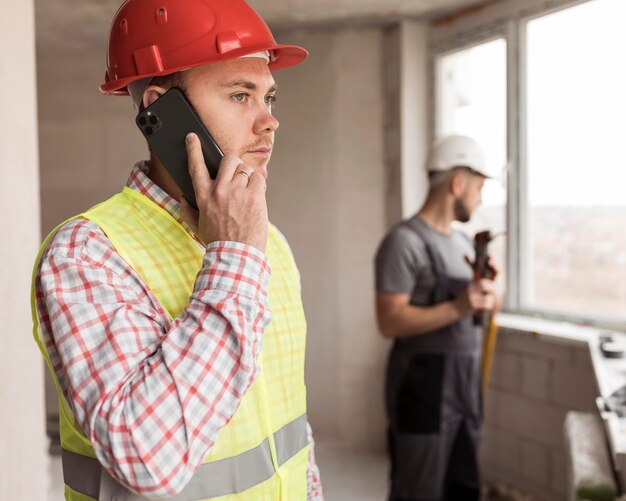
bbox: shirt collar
[126,161,196,237]
[126,161,180,217]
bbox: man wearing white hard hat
[31,0,323,499]
[375,135,499,501]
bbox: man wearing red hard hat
[31,1,323,499]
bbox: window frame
[429,0,626,330]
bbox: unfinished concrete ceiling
[35,0,483,53]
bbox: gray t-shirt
[375,216,480,353]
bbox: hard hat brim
[100,43,309,96]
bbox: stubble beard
[453,198,471,223]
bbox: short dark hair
[150,71,185,89]
[428,166,479,189]
[137,72,187,112]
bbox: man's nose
[254,106,279,134]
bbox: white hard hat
[426,135,490,178]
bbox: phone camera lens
[149,116,158,125]
[145,126,154,135]
[138,117,147,126]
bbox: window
[432,0,626,327]
[436,39,508,292]
[524,0,626,321]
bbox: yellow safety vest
[31,187,309,500]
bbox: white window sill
[496,312,602,347]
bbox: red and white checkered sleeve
[306,421,324,500]
[36,219,271,497]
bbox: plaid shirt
[35,162,323,499]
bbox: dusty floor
[482,481,537,501]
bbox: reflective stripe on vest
[62,414,308,500]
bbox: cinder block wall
[482,328,598,500]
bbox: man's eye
[265,95,277,105]
[233,93,248,102]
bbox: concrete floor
[47,438,390,501]
[314,440,389,501]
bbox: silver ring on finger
[236,170,251,181]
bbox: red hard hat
[100,0,308,95]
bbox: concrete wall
[482,328,598,500]
[382,20,430,226]
[382,25,403,230]
[256,25,390,446]
[37,51,146,236]
[0,0,48,499]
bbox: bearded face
[453,196,472,223]
[452,171,485,223]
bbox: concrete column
[0,0,47,499]
[399,20,429,218]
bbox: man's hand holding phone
[181,133,268,252]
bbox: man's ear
[450,171,466,197]
[142,85,167,110]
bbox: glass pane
[525,0,626,321]
[436,39,508,289]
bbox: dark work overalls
[386,220,483,501]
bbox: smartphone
[135,87,223,210]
